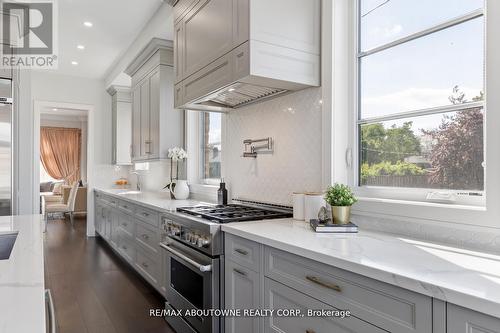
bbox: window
[199,112,222,182]
[357,1,485,198]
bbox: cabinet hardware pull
[306,330,316,333]
[122,246,127,250]
[142,212,150,217]
[122,223,127,227]
[305,276,341,292]
[145,140,152,154]
[233,268,246,276]
[142,234,149,240]
[234,248,248,255]
[142,262,149,268]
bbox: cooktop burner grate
[176,204,292,223]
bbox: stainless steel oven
[161,236,221,333]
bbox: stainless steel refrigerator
[0,78,12,216]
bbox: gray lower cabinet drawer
[135,246,160,287]
[117,229,136,263]
[447,303,500,333]
[264,278,386,333]
[135,206,159,227]
[116,212,134,237]
[225,260,261,333]
[135,221,160,254]
[265,247,431,333]
[117,200,135,215]
[225,233,262,272]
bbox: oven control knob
[197,237,210,248]
[192,234,199,245]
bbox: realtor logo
[1,0,58,68]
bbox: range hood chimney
[173,0,321,113]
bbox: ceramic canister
[292,192,305,220]
[304,192,325,222]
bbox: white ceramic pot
[172,180,189,200]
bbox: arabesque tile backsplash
[225,87,324,206]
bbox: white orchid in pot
[164,147,189,199]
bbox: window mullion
[358,101,484,125]
[358,8,484,58]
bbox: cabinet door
[115,101,132,164]
[148,69,160,159]
[447,304,500,333]
[264,278,387,333]
[94,204,102,234]
[174,21,184,83]
[139,79,151,157]
[131,86,142,160]
[232,0,249,47]
[111,98,117,164]
[183,0,233,78]
[225,260,261,333]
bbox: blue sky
[360,0,484,133]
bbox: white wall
[40,115,88,183]
[224,88,324,206]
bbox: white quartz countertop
[0,215,45,333]
[222,219,500,319]
[95,188,209,212]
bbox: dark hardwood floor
[44,216,175,333]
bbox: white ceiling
[47,0,164,79]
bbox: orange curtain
[40,127,81,184]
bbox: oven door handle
[160,243,212,272]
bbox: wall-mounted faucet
[243,137,273,158]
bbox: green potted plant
[324,183,357,224]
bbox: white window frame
[185,110,225,190]
[354,3,485,207]
[327,0,500,228]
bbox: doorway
[34,101,95,237]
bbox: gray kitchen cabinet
[94,191,165,296]
[225,259,261,333]
[265,247,432,333]
[264,278,387,333]
[94,203,103,234]
[173,21,184,83]
[131,86,141,161]
[173,0,321,111]
[447,303,500,333]
[125,38,184,162]
[179,0,234,80]
[107,85,132,165]
[224,233,433,333]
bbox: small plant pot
[331,206,351,225]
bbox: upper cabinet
[107,86,132,165]
[125,38,184,162]
[173,0,321,112]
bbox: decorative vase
[331,206,351,224]
[171,180,189,200]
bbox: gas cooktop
[176,204,292,223]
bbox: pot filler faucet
[243,137,273,158]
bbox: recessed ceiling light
[52,108,58,111]
[71,61,78,65]
[228,88,236,92]
[77,45,85,50]
[83,21,93,27]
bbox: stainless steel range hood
[193,82,288,109]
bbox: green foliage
[361,162,425,182]
[324,184,357,207]
[361,122,422,165]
